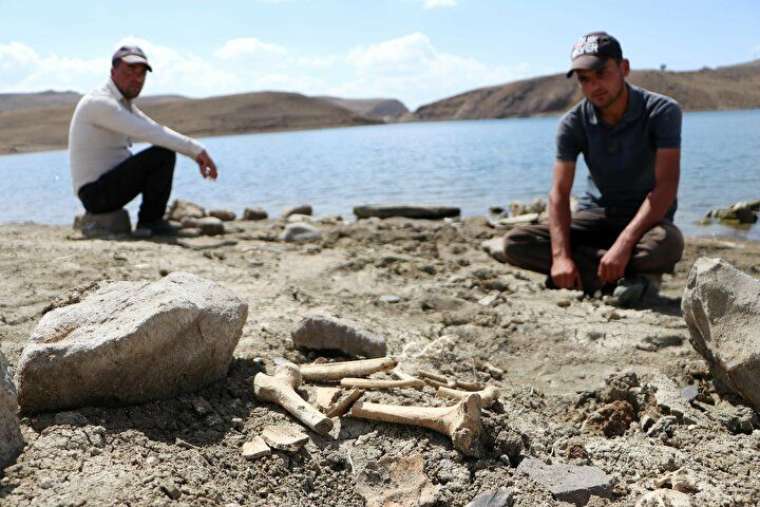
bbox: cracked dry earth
[0,216,759,506]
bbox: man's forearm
[548,190,573,260]
[616,186,675,250]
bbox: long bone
[349,393,482,456]
[254,363,333,435]
[418,370,484,391]
[340,377,425,390]
[436,386,499,408]
[300,357,397,382]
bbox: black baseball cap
[566,32,622,78]
[112,46,152,72]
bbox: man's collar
[106,79,130,106]
[586,83,642,126]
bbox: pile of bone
[251,355,499,457]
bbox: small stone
[261,425,309,452]
[649,374,696,423]
[182,216,225,236]
[557,299,571,308]
[242,207,268,221]
[280,223,322,242]
[191,397,213,415]
[242,436,271,460]
[517,457,612,505]
[168,199,206,221]
[465,487,515,507]
[177,227,201,238]
[292,314,386,358]
[478,292,500,307]
[160,481,181,500]
[208,209,236,221]
[379,295,401,304]
[681,384,699,403]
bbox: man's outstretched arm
[548,159,582,290]
[597,148,680,283]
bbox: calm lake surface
[2,109,759,239]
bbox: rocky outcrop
[16,272,248,414]
[682,257,760,411]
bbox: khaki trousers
[501,207,684,293]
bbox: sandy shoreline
[1,217,759,506]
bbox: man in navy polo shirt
[484,32,684,306]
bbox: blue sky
[1,0,758,108]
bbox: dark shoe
[606,275,658,307]
[134,219,179,237]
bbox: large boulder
[0,351,23,473]
[16,272,248,414]
[682,257,760,411]
[354,204,460,220]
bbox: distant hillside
[316,96,409,120]
[0,91,187,113]
[0,91,380,155]
[414,59,760,120]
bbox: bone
[418,370,484,391]
[349,393,482,456]
[325,389,365,418]
[299,357,397,382]
[437,386,499,407]
[253,363,334,435]
[339,377,425,390]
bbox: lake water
[2,109,759,239]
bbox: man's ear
[621,58,630,77]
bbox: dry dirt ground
[0,216,758,506]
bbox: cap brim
[565,55,605,78]
[121,55,152,72]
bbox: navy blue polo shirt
[556,84,682,220]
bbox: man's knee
[502,225,548,267]
[148,146,176,168]
[635,223,684,273]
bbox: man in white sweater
[69,46,218,237]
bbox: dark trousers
[502,207,684,293]
[78,146,176,225]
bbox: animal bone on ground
[437,385,499,407]
[253,363,333,435]
[300,357,397,382]
[339,377,425,390]
[349,393,482,456]
[325,389,365,418]
[418,370,484,391]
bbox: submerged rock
[16,272,247,414]
[682,258,760,411]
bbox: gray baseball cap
[566,32,622,78]
[112,46,153,72]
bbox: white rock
[242,436,271,460]
[168,199,206,221]
[0,351,24,473]
[280,223,322,242]
[261,425,309,452]
[635,489,692,507]
[682,258,760,411]
[16,272,248,414]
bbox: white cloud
[214,38,287,60]
[422,0,457,9]
[341,33,529,108]
[0,33,531,109]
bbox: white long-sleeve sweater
[68,80,205,193]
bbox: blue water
[2,109,759,239]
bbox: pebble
[379,294,401,304]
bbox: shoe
[608,276,649,307]
[606,274,662,307]
[134,219,179,237]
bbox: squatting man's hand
[597,241,633,284]
[551,255,583,290]
[196,150,218,180]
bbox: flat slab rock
[73,209,132,237]
[353,204,460,220]
[16,272,248,414]
[465,487,515,507]
[1,351,24,473]
[682,257,760,411]
[261,425,309,452]
[517,457,612,506]
[292,314,387,358]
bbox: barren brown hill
[0,91,380,155]
[316,96,410,120]
[414,59,760,120]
